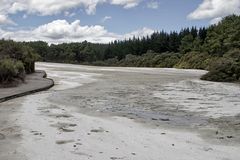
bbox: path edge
[0,70,54,103]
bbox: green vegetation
[25,26,205,66]
[0,40,39,84]
[117,52,181,68]
[24,15,239,82]
[1,15,239,83]
[201,49,240,82]
[0,58,24,83]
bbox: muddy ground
[0,62,239,160]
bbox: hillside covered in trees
[1,15,239,83]
[0,40,39,86]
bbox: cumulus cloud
[188,0,240,22]
[0,19,154,44]
[34,20,108,40]
[0,0,142,24]
[147,1,159,9]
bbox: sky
[0,0,239,44]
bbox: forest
[0,15,240,83]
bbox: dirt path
[0,70,54,102]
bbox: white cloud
[6,0,106,16]
[0,19,154,44]
[34,20,108,40]
[0,0,142,24]
[101,16,112,23]
[147,1,159,9]
[124,27,154,39]
[110,0,141,9]
[188,0,240,22]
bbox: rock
[60,127,75,132]
[56,140,74,145]
[110,157,125,160]
[69,124,77,127]
[227,136,234,139]
[160,118,170,121]
[90,128,104,133]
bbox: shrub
[0,40,39,74]
[156,53,181,68]
[0,58,25,83]
[201,58,240,82]
[223,49,240,61]
[175,52,214,69]
[22,46,39,74]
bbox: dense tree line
[0,40,39,84]
[24,26,207,63]
[1,15,239,84]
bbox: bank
[0,70,54,103]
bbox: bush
[119,54,140,67]
[118,52,180,68]
[201,58,240,82]
[175,52,215,69]
[0,58,25,83]
[0,40,39,74]
[0,40,39,85]
[156,53,181,68]
[21,46,39,74]
[223,49,240,61]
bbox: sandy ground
[0,62,240,160]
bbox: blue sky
[0,0,239,43]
